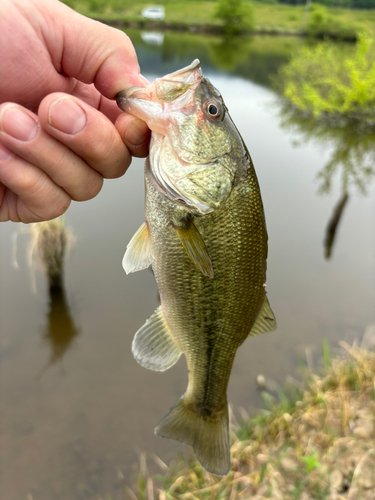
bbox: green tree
[352,0,375,8]
[214,0,255,35]
[278,32,375,126]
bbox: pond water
[1,32,374,500]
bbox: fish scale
[117,59,276,475]
[145,154,267,445]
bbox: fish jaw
[117,59,239,214]
[116,59,203,135]
[120,60,275,476]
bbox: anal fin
[173,220,214,278]
[123,222,152,274]
[132,306,181,371]
[248,296,277,337]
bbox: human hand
[0,0,150,223]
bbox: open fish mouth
[116,59,203,134]
[117,59,235,214]
[120,59,275,476]
[117,59,202,104]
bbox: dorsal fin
[122,222,152,274]
[132,306,181,371]
[248,296,277,338]
[173,221,214,278]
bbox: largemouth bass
[117,60,276,476]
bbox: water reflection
[128,29,301,89]
[279,107,375,258]
[140,31,164,46]
[38,285,80,376]
[324,193,349,259]
[209,36,253,71]
[30,218,80,373]
[280,108,375,196]
[2,33,374,500]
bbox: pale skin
[0,0,151,223]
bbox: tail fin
[155,396,230,476]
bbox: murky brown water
[1,33,374,500]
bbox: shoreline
[92,17,357,41]
[94,17,301,37]
[130,340,375,499]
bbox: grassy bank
[124,341,375,500]
[64,1,375,39]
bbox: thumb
[41,0,147,99]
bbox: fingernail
[0,106,38,141]
[49,98,87,135]
[0,142,14,160]
[124,119,150,146]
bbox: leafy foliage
[214,0,255,34]
[279,0,375,7]
[278,32,375,127]
[306,4,358,39]
[60,0,375,39]
[352,0,375,8]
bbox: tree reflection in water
[324,193,349,260]
[38,285,80,376]
[209,35,253,71]
[29,219,80,375]
[279,107,375,258]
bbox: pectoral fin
[173,221,214,278]
[122,222,152,274]
[132,306,181,371]
[248,296,277,337]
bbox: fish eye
[204,101,221,120]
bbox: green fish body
[117,60,276,476]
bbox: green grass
[69,0,220,25]
[127,341,375,500]
[63,1,375,38]
[90,343,375,499]
[255,2,375,35]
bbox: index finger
[39,0,148,98]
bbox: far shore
[93,17,358,41]
[64,1,375,43]
[94,17,301,36]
